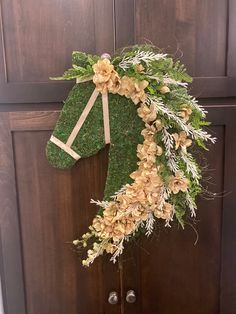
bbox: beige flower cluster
[80,100,179,266]
[178,105,192,122]
[77,58,192,266]
[173,131,192,151]
[118,76,149,104]
[92,58,149,104]
[92,59,121,94]
[168,171,189,194]
[77,101,191,265]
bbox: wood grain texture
[134,0,227,77]
[114,0,135,49]
[0,113,26,314]
[227,0,236,77]
[0,110,122,314]
[0,0,114,103]
[9,111,60,131]
[115,0,236,98]
[220,109,236,314]
[1,0,114,83]
[12,128,120,314]
[191,77,236,98]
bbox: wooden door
[0,0,236,314]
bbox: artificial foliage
[46,45,216,266]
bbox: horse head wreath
[46,46,216,266]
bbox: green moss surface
[46,81,144,199]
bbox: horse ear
[46,82,105,169]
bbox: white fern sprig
[158,185,171,211]
[189,127,216,143]
[186,193,197,217]
[90,199,110,208]
[162,127,174,157]
[110,227,140,263]
[147,95,191,132]
[165,205,175,227]
[111,185,127,199]
[163,76,188,87]
[163,186,171,200]
[110,238,125,263]
[161,127,179,173]
[189,97,208,117]
[168,157,179,173]
[180,151,201,184]
[119,50,167,70]
[146,75,188,88]
[170,90,207,117]
[145,213,155,236]
[146,95,216,143]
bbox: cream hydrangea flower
[104,243,116,254]
[107,71,121,94]
[154,119,163,131]
[93,58,121,93]
[160,85,170,94]
[93,58,148,103]
[168,171,189,194]
[130,79,149,104]
[154,202,173,220]
[93,59,113,83]
[178,105,192,122]
[135,63,145,72]
[117,76,134,98]
[118,76,149,104]
[173,131,192,150]
[137,103,157,123]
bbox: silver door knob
[126,290,136,303]
[108,291,118,304]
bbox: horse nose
[46,139,78,170]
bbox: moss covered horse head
[46,81,144,200]
[46,47,215,266]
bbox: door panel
[2,0,98,82]
[0,0,115,103]
[0,111,121,314]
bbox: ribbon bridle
[50,87,110,160]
